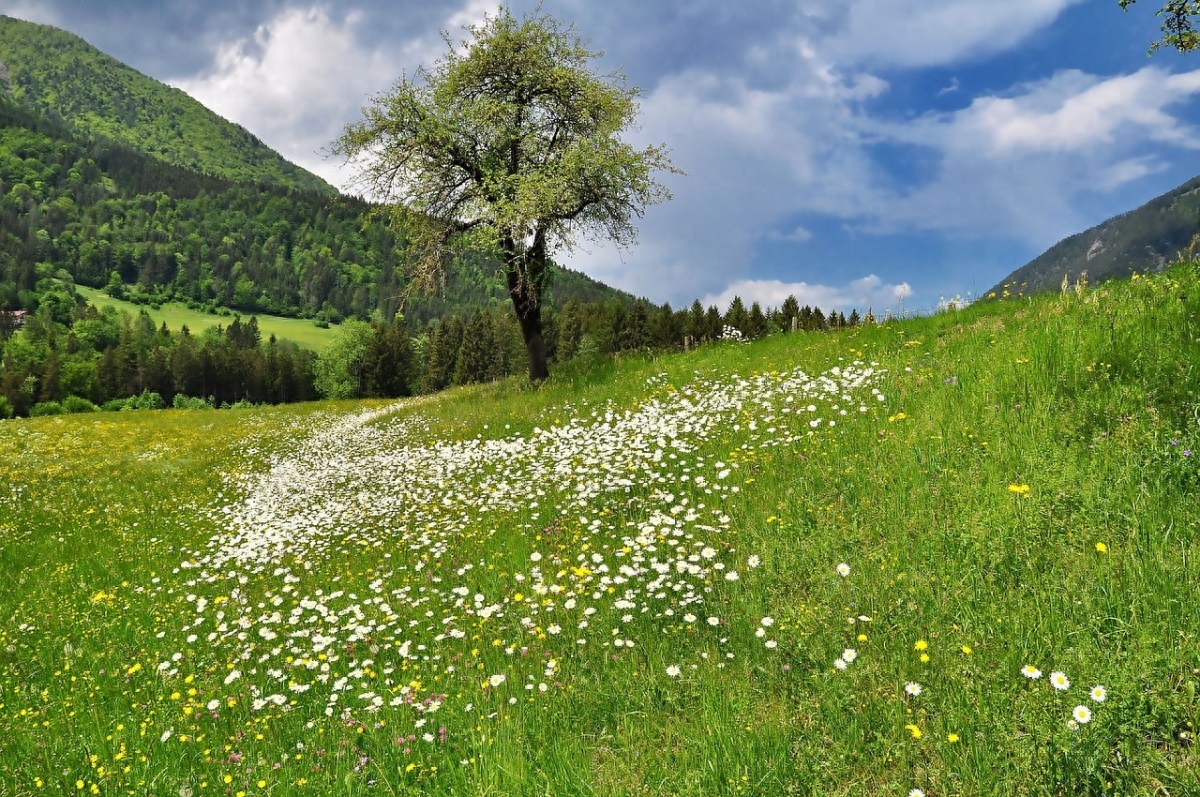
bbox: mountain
[989,175,1200,297]
[0,18,633,325]
[0,14,333,195]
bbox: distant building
[2,309,27,328]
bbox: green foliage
[1120,0,1200,52]
[0,16,333,193]
[60,394,97,413]
[27,399,61,416]
[171,394,214,410]
[313,319,375,399]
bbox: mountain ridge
[989,175,1200,297]
[0,14,334,195]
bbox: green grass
[3,267,1198,796]
[75,285,341,351]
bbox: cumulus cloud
[0,1,60,25]
[816,0,1086,69]
[700,275,914,316]
[169,2,498,189]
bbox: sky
[3,1,1200,315]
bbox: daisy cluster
[1022,665,1108,729]
[150,362,885,732]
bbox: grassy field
[74,285,341,351]
[2,267,1198,796]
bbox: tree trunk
[505,244,549,381]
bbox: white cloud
[0,1,61,26]
[768,225,814,243]
[700,275,914,315]
[169,1,499,190]
[819,0,1085,69]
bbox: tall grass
[1,266,1197,796]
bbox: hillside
[0,14,332,195]
[1,263,1197,794]
[0,96,633,323]
[990,174,1200,296]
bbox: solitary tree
[1120,1,1200,52]
[333,7,677,380]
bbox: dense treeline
[0,273,864,418]
[0,300,317,419]
[0,98,631,326]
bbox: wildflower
[836,563,851,577]
[1007,483,1031,495]
[747,555,761,568]
[946,733,960,743]
[834,658,848,671]
[1090,685,1107,703]
[1050,671,1070,691]
[1067,719,1079,730]
[1021,665,1042,679]
[488,673,506,688]
[1073,705,1092,724]
[905,681,923,697]
[665,665,681,678]
[960,644,973,655]
[909,790,926,797]
[760,617,774,627]
[1095,542,1108,554]
[904,723,922,739]
[842,648,857,663]
[914,639,928,651]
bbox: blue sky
[3,1,1200,315]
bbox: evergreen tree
[746,301,768,339]
[724,296,749,333]
[455,309,496,385]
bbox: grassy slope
[1,267,1198,796]
[75,285,340,352]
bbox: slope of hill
[0,96,633,323]
[990,174,1200,296]
[0,14,333,195]
[1,264,1197,794]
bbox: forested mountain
[989,175,1200,297]
[0,14,332,195]
[0,96,629,324]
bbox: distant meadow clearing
[2,267,1198,796]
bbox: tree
[333,7,677,381]
[314,319,375,399]
[1120,1,1200,52]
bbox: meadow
[73,286,341,352]
[1,266,1198,796]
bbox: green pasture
[74,285,341,351]
[2,267,1197,796]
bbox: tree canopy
[333,6,677,380]
[1120,1,1200,52]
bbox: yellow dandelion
[1007,483,1031,495]
[914,639,928,651]
[1095,542,1108,554]
[904,723,922,739]
[947,732,960,743]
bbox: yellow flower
[905,723,922,739]
[960,644,973,655]
[1095,542,1108,554]
[920,653,930,663]
[947,733,960,743]
[914,639,928,651]
[1007,483,1031,495]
